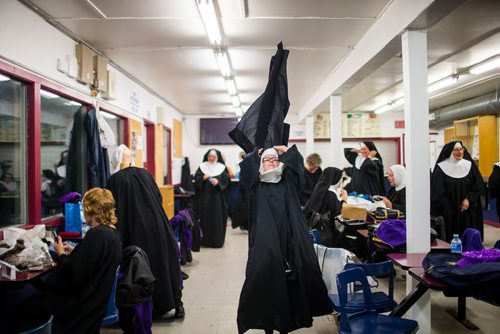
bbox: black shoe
[174,306,185,319]
[182,271,189,280]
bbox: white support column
[330,95,344,168]
[305,115,314,157]
[402,29,431,332]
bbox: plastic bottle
[450,234,462,254]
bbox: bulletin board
[129,118,143,167]
[173,118,183,158]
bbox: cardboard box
[341,205,367,221]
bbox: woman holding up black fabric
[304,167,347,220]
[237,146,332,334]
[344,141,385,196]
[431,141,484,241]
[194,149,230,248]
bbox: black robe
[299,167,322,206]
[46,224,121,333]
[194,167,230,248]
[106,167,182,316]
[386,187,406,213]
[488,165,500,220]
[431,165,484,241]
[237,145,332,333]
[344,149,385,196]
[85,108,110,188]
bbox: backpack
[309,210,337,247]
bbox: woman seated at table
[382,164,406,213]
[304,167,348,220]
[7,188,122,333]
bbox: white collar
[354,155,366,169]
[438,156,472,178]
[200,161,226,177]
[328,180,343,200]
[259,163,285,183]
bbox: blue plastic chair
[20,315,53,334]
[337,267,419,334]
[329,260,397,319]
[102,266,120,326]
[309,229,322,244]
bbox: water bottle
[450,234,462,254]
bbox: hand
[210,178,219,186]
[340,189,348,202]
[273,145,288,155]
[382,197,392,208]
[369,150,378,159]
[460,198,469,212]
[203,174,210,180]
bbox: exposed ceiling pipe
[429,90,500,128]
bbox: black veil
[229,42,290,152]
[202,149,224,164]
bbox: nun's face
[262,154,279,172]
[207,152,217,163]
[359,146,369,158]
[452,146,464,160]
[387,169,395,187]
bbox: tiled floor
[102,224,500,333]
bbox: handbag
[64,201,83,234]
[309,210,336,247]
[368,207,405,222]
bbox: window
[0,75,27,227]
[40,90,81,219]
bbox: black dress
[237,146,332,333]
[194,166,230,248]
[106,167,183,317]
[488,165,500,220]
[386,187,406,213]
[344,150,385,196]
[431,165,484,241]
[299,167,322,206]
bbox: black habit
[304,167,344,219]
[431,141,484,241]
[386,187,406,213]
[237,146,332,333]
[488,164,500,220]
[344,141,385,196]
[299,166,323,206]
[194,149,230,248]
[106,167,183,317]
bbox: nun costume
[431,141,484,241]
[304,167,346,220]
[384,164,406,213]
[229,43,331,334]
[194,149,230,248]
[344,141,386,196]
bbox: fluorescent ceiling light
[392,97,404,106]
[374,104,391,115]
[215,51,231,77]
[469,55,500,75]
[40,90,59,99]
[196,0,222,45]
[234,107,243,117]
[0,74,10,81]
[225,78,237,95]
[428,75,459,93]
[64,101,82,106]
[231,95,240,108]
[101,111,118,119]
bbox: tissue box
[341,205,367,221]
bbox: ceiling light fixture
[215,51,231,77]
[469,55,500,75]
[0,74,10,81]
[234,107,243,117]
[225,78,237,95]
[392,97,404,106]
[428,75,459,93]
[195,0,222,46]
[374,104,391,115]
[64,101,82,106]
[231,95,240,108]
[40,89,59,99]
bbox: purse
[309,210,336,247]
[368,207,405,222]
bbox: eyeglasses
[262,157,279,163]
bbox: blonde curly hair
[82,188,117,226]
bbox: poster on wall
[173,118,183,158]
[314,112,381,138]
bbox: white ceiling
[23,0,500,123]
